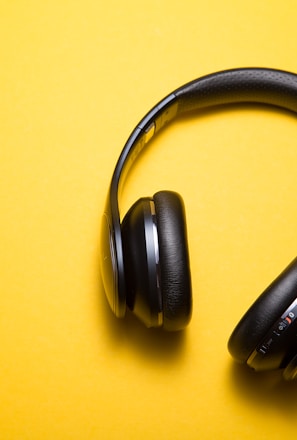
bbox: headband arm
[112,68,297,208]
[108,93,178,216]
[107,66,297,227]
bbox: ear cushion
[228,258,297,363]
[153,191,192,331]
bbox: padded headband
[102,68,297,317]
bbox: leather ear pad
[153,191,192,331]
[228,258,297,363]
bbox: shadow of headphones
[100,68,297,380]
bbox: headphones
[100,68,297,379]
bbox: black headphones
[100,68,297,379]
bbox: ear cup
[228,258,297,364]
[153,191,192,331]
[122,197,163,328]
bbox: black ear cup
[121,191,192,330]
[122,196,163,328]
[153,191,192,331]
[228,258,297,366]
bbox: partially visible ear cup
[228,257,297,364]
[122,197,163,328]
[153,191,192,331]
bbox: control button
[278,321,288,331]
[289,312,295,319]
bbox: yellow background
[1,1,297,439]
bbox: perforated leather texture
[176,68,297,114]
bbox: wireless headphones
[100,68,297,379]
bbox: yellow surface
[1,1,297,439]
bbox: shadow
[227,360,297,417]
[97,273,188,365]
